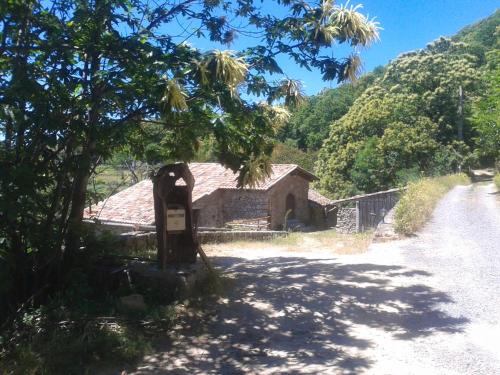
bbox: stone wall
[198,230,287,244]
[336,206,357,234]
[83,220,155,234]
[104,229,287,254]
[220,190,269,223]
[195,191,224,228]
[309,203,327,229]
[268,174,310,229]
[112,231,158,254]
[331,188,403,233]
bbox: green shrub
[494,174,500,190]
[350,137,387,193]
[0,304,154,375]
[394,174,470,235]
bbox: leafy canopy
[0,0,380,316]
[278,67,384,151]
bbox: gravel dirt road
[127,182,500,374]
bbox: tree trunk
[457,85,464,141]
[63,142,95,272]
[63,0,105,273]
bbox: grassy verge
[494,174,500,190]
[394,173,470,235]
[271,230,373,254]
[205,229,374,256]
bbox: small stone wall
[114,231,157,253]
[329,188,403,234]
[336,207,357,234]
[199,230,287,244]
[83,219,155,234]
[98,229,288,254]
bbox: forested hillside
[278,67,385,151]
[306,10,499,198]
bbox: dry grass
[394,173,470,235]
[94,165,130,184]
[494,174,500,190]
[204,230,374,257]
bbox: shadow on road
[470,169,494,183]
[131,256,468,374]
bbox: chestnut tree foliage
[316,38,483,198]
[314,10,500,198]
[0,0,379,315]
[470,47,499,165]
[278,66,384,151]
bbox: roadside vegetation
[0,287,164,374]
[394,174,470,235]
[494,174,500,190]
[0,235,225,375]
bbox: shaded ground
[470,168,495,182]
[118,182,499,374]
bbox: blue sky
[182,1,498,96]
[302,0,499,95]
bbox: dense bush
[394,174,470,235]
[270,142,318,172]
[0,272,166,375]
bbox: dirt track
[125,182,500,374]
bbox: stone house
[85,163,333,230]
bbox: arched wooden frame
[153,163,198,268]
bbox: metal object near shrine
[153,163,198,268]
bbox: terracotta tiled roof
[85,179,156,225]
[308,189,334,206]
[84,163,316,225]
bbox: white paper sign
[166,208,186,231]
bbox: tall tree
[470,36,500,165]
[0,0,379,316]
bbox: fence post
[355,201,361,233]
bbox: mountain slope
[313,11,499,198]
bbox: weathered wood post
[355,200,361,233]
[152,163,198,269]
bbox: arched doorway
[285,193,296,219]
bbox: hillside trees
[279,66,385,150]
[470,47,500,165]
[316,38,481,197]
[0,0,380,317]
